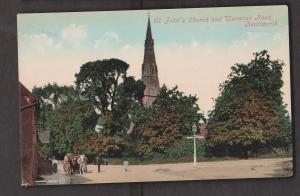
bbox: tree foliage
[131,107,182,158]
[46,100,98,158]
[131,85,203,158]
[74,132,126,157]
[32,84,97,158]
[209,50,289,122]
[165,138,205,159]
[206,90,282,158]
[75,58,145,117]
[153,85,204,135]
[73,58,146,156]
[207,51,291,158]
[111,76,145,127]
[32,83,80,110]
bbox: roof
[19,82,39,110]
[146,16,153,40]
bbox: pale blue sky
[18,6,288,49]
[17,5,291,115]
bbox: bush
[38,143,52,159]
[74,132,127,157]
[165,138,205,159]
[132,107,182,158]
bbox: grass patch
[104,151,292,165]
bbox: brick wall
[38,154,52,175]
[20,83,39,186]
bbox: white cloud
[94,32,120,49]
[28,33,62,54]
[32,33,54,46]
[61,24,87,47]
[191,40,200,48]
[61,24,87,39]
[54,43,62,49]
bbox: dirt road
[64,158,292,184]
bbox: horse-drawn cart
[63,154,79,175]
[63,154,88,175]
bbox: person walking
[95,154,102,173]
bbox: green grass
[106,151,292,165]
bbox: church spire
[146,14,153,40]
[141,12,160,107]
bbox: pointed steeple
[141,12,160,107]
[146,15,153,41]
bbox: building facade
[20,83,39,186]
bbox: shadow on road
[267,160,293,177]
[70,175,93,184]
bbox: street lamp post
[192,123,197,166]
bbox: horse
[63,155,72,175]
[77,154,88,174]
[63,154,80,175]
[70,157,80,174]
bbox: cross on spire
[146,11,153,41]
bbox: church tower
[141,14,160,107]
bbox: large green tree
[74,58,145,156]
[131,85,203,158]
[131,106,182,158]
[206,90,284,158]
[32,84,97,158]
[207,51,291,158]
[46,100,97,158]
[32,83,80,110]
[209,50,289,123]
[153,85,204,135]
[75,58,145,118]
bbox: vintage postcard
[17,5,292,186]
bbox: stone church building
[141,16,160,107]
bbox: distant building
[141,15,160,107]
[198,123,208,139]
